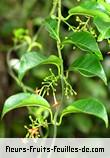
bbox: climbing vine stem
[52,0,65,137]
[50,0,58,15]
[57,0,64,105]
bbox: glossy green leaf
[18,51,61,80]
[60,98,108,128]
[2,93,51,118]
[44,17,59,40]
[63,31,103,60]
[69,0,110,21]
[94,16,110,41]
[69,54,107,85]
[97,0,110,13]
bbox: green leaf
[63,31,103,60]
[94,16,110,41]
[69,0,110,21]
[2,93,51,118]
[18,51,61,80]
[69,53,107,85]
[60,98,108,128]
[97,0,110,13]
[44,17,59,41]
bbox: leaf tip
[103,75,107,86]
[105,117,109,128]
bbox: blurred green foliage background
[0,0,110,137]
